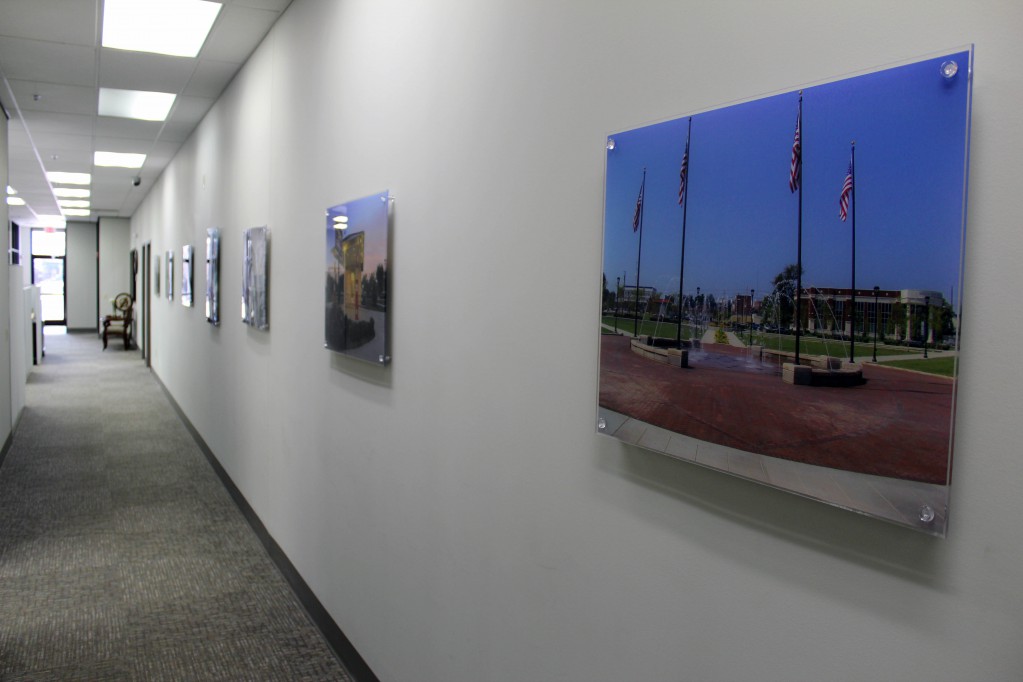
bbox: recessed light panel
[46,172,91,185]
[63,209,92,217]
[102,0,222,58]
[52,188,91,198]
[6,186,16,195]
[6,197,26,206]
[99,88,176,122]
[94,151,147,168]
[58,200,91,208]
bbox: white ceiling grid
[0,0,292,226]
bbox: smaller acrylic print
[166,251,174,301]
[206,228,220,325]
[325,191,390,363]
[241,226,269,330]
[181,245,193,307]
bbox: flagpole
[794,92,803,366]
[634,168,646,338]
[676,118,691,350]
[849,141,856,364]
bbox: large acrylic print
[598,50,972,535]
[241,226,269,330]
[325,191,390,364]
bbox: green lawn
[755,333,922,358]
[601,316,696,340]
[882,356,956,377]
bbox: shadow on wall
[592,435,950,619]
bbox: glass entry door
[31,228,67,325]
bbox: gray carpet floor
[0,331,352,681]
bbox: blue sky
[602,50,972,307]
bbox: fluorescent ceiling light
[99,88,176,122]
[36,215,66,228]
[103,0,222,58]
[6,186,15,195]
[95,151,147,168]
[63,209,92,217]
[58,200,90,208]
[47,171,91,185]
[6,197,26,206]
[53,188,91,198]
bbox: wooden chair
[102,293,133,350]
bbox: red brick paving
[599,335,954,484]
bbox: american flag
[839,158,854,221]
[788,106,801,193]
[678,138,689,206]
[632,179,645,232]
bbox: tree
[771,264,803,330]
[376,263,387,307]
[931,302,955,344]
[889,300,905,340]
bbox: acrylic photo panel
[597,49,972,536]
[165,251,173,301]
[154,256,160,296]
[324,191,391,364]
[206,228,220,325]
[241,226,269,330]
[181,245,193,307]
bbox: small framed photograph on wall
[241,226,269,330]
[181,244,193,307]
[206,228,220,325]
[166,250,174,301]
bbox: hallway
[0,332,351,681]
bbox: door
[31,228,67,326]
[142,242,152,366]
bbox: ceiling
[0,0,293,227]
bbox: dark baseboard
[152,371,380,682]
[0,429,13,470]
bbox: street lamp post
[749,289,755,347]
[923,295,930,359]
[696,287,701,336]
[614,277,620,334]
[872,285,879,363]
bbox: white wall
[130,1,1023,680]
[98,217,131,311]
[64,220,97,330]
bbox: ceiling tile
[19,110,94,137]
[152,120,193,144]
[169,95,215,126]
[200,6,278,64]
[183,59,236,98]
[92,135,158,154]
[93,115,163,140]
[7,79,97,116]
[0,37,97,87]
[99,48,196,93]
[31,132,95,156]
[0,0,98,47]
[3,0,290,224]
[227,0,292,12]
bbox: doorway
[30,228,67,326]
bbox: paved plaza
[599,334,955,485]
